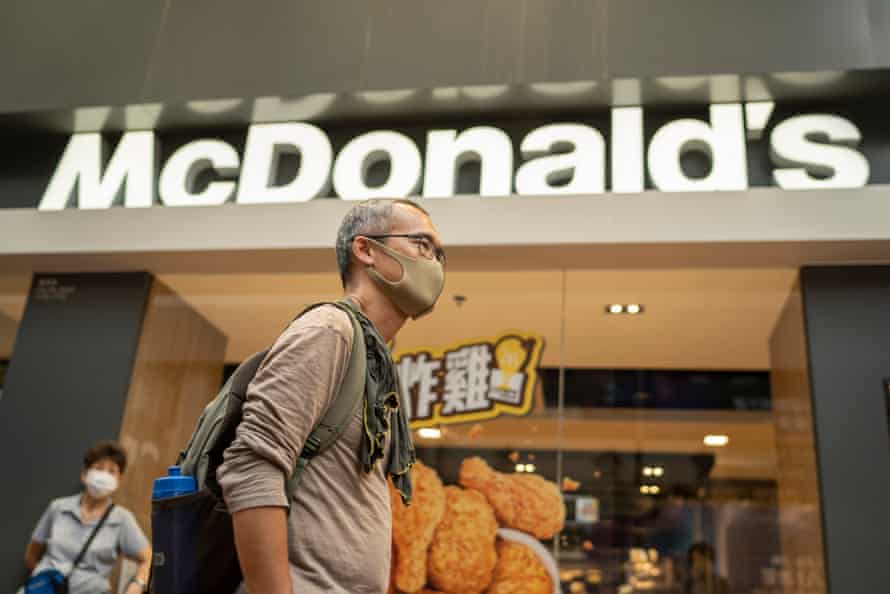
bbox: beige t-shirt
[217,305,392,594]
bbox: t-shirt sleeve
[117,509,150,558]
[30,501,56,544]
[217,306,353,513]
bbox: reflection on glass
[387,269,825,594]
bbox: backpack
[148,301,367,594]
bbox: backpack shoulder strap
[176,348,269,481]
[285,301,366,497]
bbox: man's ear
[352,236,375,267]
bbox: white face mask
[84,469,118,499]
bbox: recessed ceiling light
[605,303,646,315]
[417,427,442,439]
[704,434,730,447]
[515,463,527,473]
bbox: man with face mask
[217,199,445,594]
[22,441,151,594]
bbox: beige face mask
[366,238,445,319]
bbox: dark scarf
[342,299,415,504]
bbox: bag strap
[285,300,367,497]
[67,502,115,580]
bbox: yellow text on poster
[393,330,546,429]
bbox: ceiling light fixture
[605,303,646,315]
[417,427,442,439]
[704,434,730,447]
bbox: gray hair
[335,199,428,287]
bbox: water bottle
[150,466,198,594]
[152,466,197,499]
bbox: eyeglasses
[360,233,446,265]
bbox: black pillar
[0,272,152,592]
[801,265,890,594]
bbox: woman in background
[23,441,152,594]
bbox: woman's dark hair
[83,441,128,474]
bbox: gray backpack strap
[178,348,270,488]
[285,301,366,497]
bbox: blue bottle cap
[152,465,197,500]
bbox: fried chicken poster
[394,331,545,429]
[389,459,564,594]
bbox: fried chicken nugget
[488,540,553,594]
[427,487,498,594]
[458,457,565,540]
[390,461,447,593]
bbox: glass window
[164,267,827,594]
[390,268,826,594]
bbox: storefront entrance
[164,266,816,594]
[2,257,888,594]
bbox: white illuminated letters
[515,124,605,195]
[237,123,332,204]
[36,102,883,211]
[332,131,422,200]
[39,132,156,210]
[423,127,513,197]
[770,115,869,189]
[647,103,748,192]
[158,140,239,206]
[611,107,645,193]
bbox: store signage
[394,331,545,428]
[38,101,871,210]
